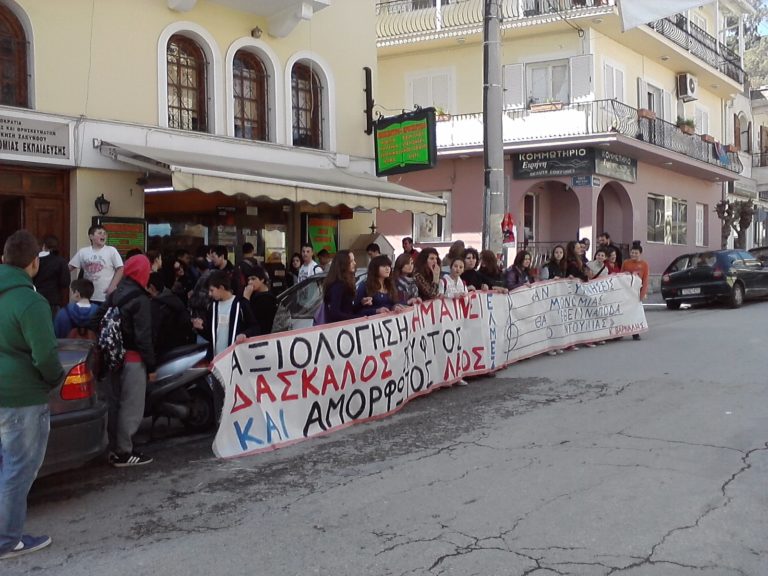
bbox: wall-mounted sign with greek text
[0,114,71,161]
[374,108,437,177]
[513,148,594,179]
[595,149,637,183]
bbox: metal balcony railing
[435,99,743,173]
[375,0,613,41]
[753,152,768,168]
[647,14,745,84]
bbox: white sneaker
[547,350,557,356]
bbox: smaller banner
[212,274,647,459]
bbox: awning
[101,142,445,216]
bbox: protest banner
[211,273,647,458]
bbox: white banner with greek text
[211,274,647,458]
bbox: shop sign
[513,148,594,179]
[374,108,437,177]
[0,114,70,160]
[306,215,338,254]
[93,217,146,258]
[595,149,637,183]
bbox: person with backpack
[53,278,99,339]
[147,272,195,358]
[92,255,156,467]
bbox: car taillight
[662,274,670,283]
[712,267,724,279]
[61,362,94,401]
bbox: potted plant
[434,106,451,122]
[726,144,739,153]
[676,116,696,135]
[701,134,715,143]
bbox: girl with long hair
[542,244,566,280]
[565,240,588,281]
[413,247,441,300]
[505,250,533,291]
[393,253,420,306]
[322,250,358,323]
[478,249,505,289]
[621,241,649,341]
[356,255,401,315]
[287,252,301,287]
[461,247,487,290]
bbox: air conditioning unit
[677,73,699,102]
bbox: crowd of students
[317,234,649,342]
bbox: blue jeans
[0,404,50,553]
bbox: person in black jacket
[33,235,70,316]
[192,270,259,358]
[147,272,195,358]
[243,266,277,335]
[92,255,156,467]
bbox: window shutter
[408,75,430,110]
[569,54,594,103]
[637,78,648,109]
[604,63,615,99]
[615,69,624,102]
[734,113,741,148]
[695,107,709,135]
[662,90,673,122]
[431,72,452,112]
[695,203,704,246]
[502,63,525,109]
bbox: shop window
[233,50,268,141]
[291,62,323,149]
[647,194,687,244]
[0,4,27,107]
[167,35,208,132]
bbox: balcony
[375,0,614,43]
[647,14,745,84]
[753,152,768,168]
[434,99,743,174]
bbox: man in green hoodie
[0,230,64,560]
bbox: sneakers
[632,334,641,341]
[585,343,597,348]
[546,350,558,356]
[0,535,52,560]
[456,379,469,386]
[556,349,565,354]
[597,340,607,345]
[566,346,579,351]
[109,451,153,467]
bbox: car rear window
[667,255,691,272]
[693,253,717,267]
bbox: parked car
[660,249,768,310]
[749,245,768,266]
[271,269,367,333]
[39,339,107,477]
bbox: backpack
[67,325,98,341]
[64,307,97,341]
[97,306,125,373]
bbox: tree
[715,199,755,249]
[743,0,768,85]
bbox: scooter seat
[157,343,209,365]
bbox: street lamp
[94,194,111,216]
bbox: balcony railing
[435,99,743,173]
[753,152,768,168]
[647,14,745,84]
[376,0,613,41]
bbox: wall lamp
[94,194,111,216]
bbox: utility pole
[482,0,505,253]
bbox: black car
[661,249,768,309]
[749,245,768,266]
[39,340,108,477]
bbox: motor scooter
[147,343,218,433]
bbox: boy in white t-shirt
[68,225,124,304]
[297,242,323,283]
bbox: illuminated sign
[374,108,438,177]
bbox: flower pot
[529,102,563,113]
[637,108,656,120]
[726,144,738,153]
[436,114,452,122]
[701,134,715,143]
[678,124,695,135]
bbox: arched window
[233,50,268,141]
[0,4,27,107]
[291,62,323,149]
[167,35,207,132]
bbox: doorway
[0,196,23,252]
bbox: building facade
[375,0,753,273]
[0,0,444,264]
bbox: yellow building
[375,0,753,273]
[0,0,444,266]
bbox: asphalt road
[6,300,767,576]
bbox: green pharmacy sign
[374,108,438,177]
